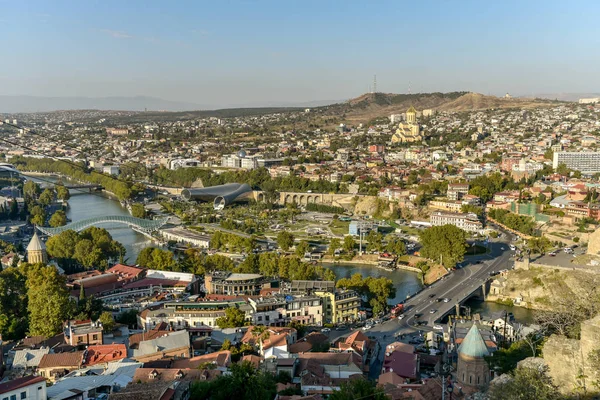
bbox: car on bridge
[429,309,437,314]
[414,313,423,318]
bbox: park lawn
[398,225,422,236]
[329,219,350,236]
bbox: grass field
[329,220,350,236]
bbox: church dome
[237,149,247,158]
[27,232,46,252]
[458,324,490,358]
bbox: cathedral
[392,106,423,144]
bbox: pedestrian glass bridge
[37,215,169,236]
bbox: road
[327,231,517,376]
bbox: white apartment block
[553,152,600,173]
[430,211,483,233]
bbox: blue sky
[0,0,599,106]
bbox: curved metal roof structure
[181,183,252,210]
[37,215,169,236]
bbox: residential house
[295,353,363,395]
[0,376,47,400]
[10,348,50,373]
[38,351,85,382]
[132,330,191,363]
[84,344,127,367]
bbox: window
[3,396,8,400]
[469,375,472,384]
[10,395,16,400]
[92,334,98,341]
[265,315,270,321]
[20,392,26,400]
[477,376,480,384]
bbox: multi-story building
[430,211,483,233]
[553,152,600,174]
[285,295,324,326]
[248,296,287,326]
[315,290,361,324]
[64,320,103,347]
[138,300,246,330]
[447,183,469,201]
[204,272,264,295]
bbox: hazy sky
[1,0,599,106]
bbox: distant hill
[0,95,208,113]
[320,91,562,122]
[526,93,600,102]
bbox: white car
[443,298,450,303]
[397,314,405,320]
[433,325,444,330]
[509,245,516,251]
[362,325,372,331]
[321,328,331,333]
[429,309,437,314]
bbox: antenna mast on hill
[373,75,377,93]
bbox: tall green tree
[386,237,406,256]
[130,203,146,219]
[276,231,295,251]
[38,188,55,207]
[8,199,18,220]
[26,264,72,337]
[328,238,341,255]
[56,185,71,201]
[343,235,355,254]
[29,205,46,226]
[215,307,246,329]
[419,225,467,268]
[23,181,41,200]
[49,210,67,227]
[0,267,29,339]
[135,247,176,270]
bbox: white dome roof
[27,232,46,252]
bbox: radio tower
[373,75,377,93]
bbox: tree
[98,311,115,332]
[386,237,406,256]
[556,162,570,176]
[295,240,309,257]
[49,210,67,227]
[116,309,139,328]
[38,188,55,207]
[488,364,559,400]
[26,264,72,337]
[419,225,467,268]
[216,307,246,329]
[527,236,552,255]
[56,185,70,201]
[190,361,276,400]
[329,378,387,400]
[277,231,295,251]
[135,247,176,270]
[74,239,103,269]
[130,203,146,219]
[29,205,46,226]
[328,238,341,255]
[543,148,554,160]
[343,235,355,254]
[0,267,28,339]
[8,199,18,220]
[366,230,383,252]
[23,181,41,200]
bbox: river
[326,263,424,305]
[28,175,151,261]
[28,175,534,323]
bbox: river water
[29,175,533,323]
[29,175,151,262]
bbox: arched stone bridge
[252,191,361,208]
[37,215,169,236]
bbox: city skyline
[0,0,599,108]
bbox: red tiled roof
[85,344,127,366]
[107,264,145,279]
[0,376,46,394]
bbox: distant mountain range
[0,95,211,113]
[0,95,343,113]
[525,93,600,101]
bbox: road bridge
[37,215,169,236]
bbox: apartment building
[315,290,361,324]
[204,272,264,295]
[430,211,483,233]
[553,152,600,173]
[447,183,469,201]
